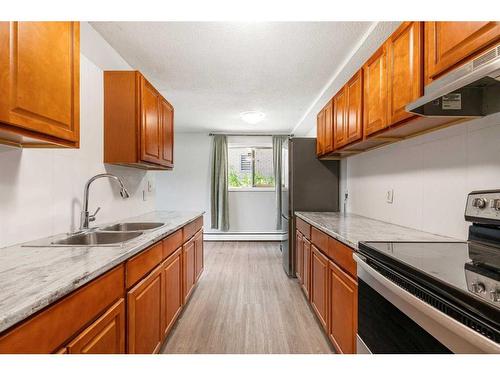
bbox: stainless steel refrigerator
[281,138,339,276]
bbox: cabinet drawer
[126,242,163,289]
[328,237,356,278]
[162,229,183,259]
[311,227,328,254]
[183,216,203,242]
[0,265,125,354]
[296,217,311,239]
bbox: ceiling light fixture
[240,111,266,124]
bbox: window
[228,147,275,189]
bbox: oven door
[354,254,500,354]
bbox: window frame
[227,145,275,192]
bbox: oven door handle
[353,253,500,354]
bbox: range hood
[406,43,500,117]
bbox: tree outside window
[228,147,275,189]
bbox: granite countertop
[295,211,458,250]
[0,210,203,334]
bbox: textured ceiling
[91,22,373,133]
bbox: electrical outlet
[386,189,394,204]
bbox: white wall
[342,113,500,240]
[0,23,157,248]
[155,133,280,234]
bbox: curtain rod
[209,132,293,137]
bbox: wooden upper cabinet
[127,264,165,354]
[333,87,346,149]
[323,100,334,153]
[387,21,423,125]
[160,99,174,168]
[310,245,329,330]
[316,110,325,156]
[104,71,174,170]
[345,70,363,145]
[363,45,388,137]
[425,22,500,82]
[0,22,79,148]
[68,298,125,354]
[140,77,162,164]
[163,248,183,338]
[328,261,357,354]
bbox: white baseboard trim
[204,232,286,241]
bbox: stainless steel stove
[355,189,500,354]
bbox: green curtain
[210,135,229,231]
[273,135,288,230]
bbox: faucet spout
[80,173,130,231]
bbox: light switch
[386,189,394,204]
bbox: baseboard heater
[203,231,286,241]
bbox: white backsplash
[0,24,158,248]
[341,112,500,240]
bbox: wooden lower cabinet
[68,298,125,354]
[163,248,183,338]
[310,245,329,330]
[127,264,165,354]
[194,229,204,281]
[0,220,205,354]
[0,265,124,354]
[296,230,304,284]
[183,238,196,303]
[302,238,311,299]
[328,261,358,354]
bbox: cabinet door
[127,264,165,354]
[387,22,423,125]
[324,100,334,153]
[363,45,388,137]
[316,110,325,156]
[163,248,183,338]
[328,261,357,354]
[302,238,311,300]
[345,70,363,145]
[310,245,329,330]
[295,230,304,284]
[194,230,204,281]
[183,238,196,303]
[333,87,347,149]
[140,77,161,165]
[68,299,125,354]
[426,22,500,81]
[160,98,174,168]
[0,22,79,143]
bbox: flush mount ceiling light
[240,111,266,124]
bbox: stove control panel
[465,190,500,223]
[465,266,500,308]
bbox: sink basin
[99,222,165,232]
[51,231,143,246]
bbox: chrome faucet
[80,173,130,230]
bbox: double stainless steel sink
[26,222,166,247]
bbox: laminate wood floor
[161,241,333,354]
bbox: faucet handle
[89,207,101,222]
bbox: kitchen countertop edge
[0,210,204,335]
[294,211,457,250]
